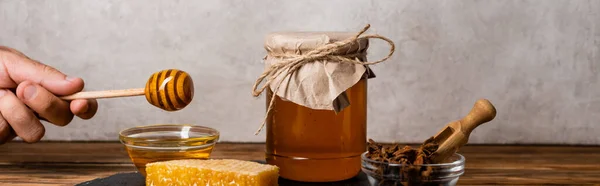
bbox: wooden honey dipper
[60,69,194,111]
[428,99,497,163]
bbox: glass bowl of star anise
[361,139,465,186]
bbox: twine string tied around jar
[251,24,396,135]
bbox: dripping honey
[120,130,218,176]
[266,79,367,182]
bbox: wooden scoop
[60,69,194,111]
[429,99,497,163]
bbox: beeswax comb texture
[145,159,279,186]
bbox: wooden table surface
[1,142,599,186]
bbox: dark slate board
[77,161,372,186]
[76,172,144,186]
[77,171,371,186]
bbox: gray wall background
[0,0,598,144]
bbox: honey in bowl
[118,124,219,176]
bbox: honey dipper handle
[60,88,145,100]
[460,99,497,134]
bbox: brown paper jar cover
[263,32,375,112]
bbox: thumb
[0,46,84,95]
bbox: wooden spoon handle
[460,99,497,134]
[60,88,145,100]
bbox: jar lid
[264,32,369,56]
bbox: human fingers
[0,89,45,143]
[0,46,84,96]
[0,131,17,145]
[70,99,98,120]
[16,81,74,126]
[0,113,15,144]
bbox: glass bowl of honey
[119,124,220,176]
[361,152,465,186]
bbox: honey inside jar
[266,78,367,182]
[119,124,219,176]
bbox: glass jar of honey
[252,25,394,182]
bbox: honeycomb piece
[145,159,279,186]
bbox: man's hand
[0,46,98,144]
